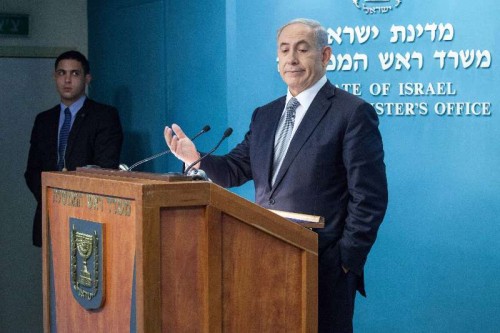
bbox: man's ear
[85,73,92,85]
[322,46,332,68]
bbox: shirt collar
[60,95,86,117]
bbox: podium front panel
[42,171,318,333]
[45,187,137,332]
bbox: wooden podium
[42,169,318,332]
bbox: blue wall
[89,0,227,172]
[88,1,500,331]
[88,0,168,171]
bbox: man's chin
[283,74,300,81]
[59,90,73,97]
[284,80,305,91]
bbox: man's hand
[164,124,201,169]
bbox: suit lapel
[65,98,90,159]
[48,106,61,168]
[271,82,336,191]
[262,97,287,190]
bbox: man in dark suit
[24,50,123,247]
[165,19,387,332]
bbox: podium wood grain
[42,169,318,332]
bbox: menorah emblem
[70,219,104,310]
[75,232,94,287]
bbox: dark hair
[55,50,90,75]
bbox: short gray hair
[277,18,329,50]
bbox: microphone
[119,125,211,171]
[184,127,233,179]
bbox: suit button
[269,199,275,205]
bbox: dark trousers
[318,244,360,333]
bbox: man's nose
[288,50,299,64]
[279,50,299,67]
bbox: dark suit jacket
[24,98,123,246]
[200,81,388,289]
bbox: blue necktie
[58,108,71,170]
[272,97,300,185]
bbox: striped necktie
[57,107,71,170]
[272,97,300,185]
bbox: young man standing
[25,50,123,247]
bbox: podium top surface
[76,167,191,182]
[42,168,319,254]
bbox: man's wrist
[185,152,201,170]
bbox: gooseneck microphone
[184,127,233,178]
[119,125,211,171]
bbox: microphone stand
[184,128,233,180]
[119,125,211,171]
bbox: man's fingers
[171,123,187,139]
[164,126,173,146]
[164,123,198,164]
[165,126,181,154]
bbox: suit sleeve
[339,102,388,275]
[24,115,43,203]
[91,107,123,169]
[199,110,258,188]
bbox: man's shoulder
[259,95,286,110]
[331,85,368,108]
[329,85,378,124]
[83,98,118,113]
[35,105,59,122]
[79,99,120,122]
